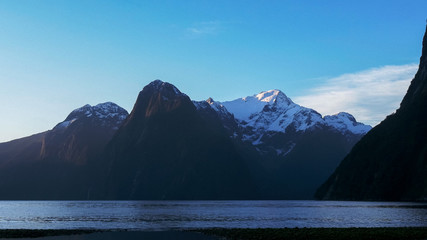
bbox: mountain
[0,102,128,199]
[102,80,257,200]
[315,25,427,201]
[221,89,369,141]
[41,102,128,165]
[0,81,371,200]
[194,90,371,199]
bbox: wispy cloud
[186,21,222,37]
[294,64,418,126]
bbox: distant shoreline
[1,228,427,240]
[196,227,427,240]
[0,229,99,238]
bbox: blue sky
[0,0,426,142]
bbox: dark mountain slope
[195,94,369,199]
[265,128,363,199]
[0,132,46,167]
[315,25,427,201]
[0,103,128,199]
[103,80,257,200]
[40,102,128,165]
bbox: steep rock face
[316,26,427,201]
[0,102,128,199]
[194,91,370,199]
[103,80,256,200]
[193,98,240,137]
[0,132,47,167]
[40,102,128,165]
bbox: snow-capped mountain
[221,90,370,142]
[323,112,371,135]
[54,102,128,131]
[193,89,371,199]
[0,101,129,199]
[40,102,129,165]
[195,89,370,152]
[0,80,373,200]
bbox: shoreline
[196,227,427,240]
[1,227,427,240]
[0,229,100,238]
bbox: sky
[0,0,426,142]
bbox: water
[0,201,426,230]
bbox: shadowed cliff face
[315,25,427,201]
[0,103,128,200]
[103,80,257,200]
[400,26,427,110]
[130,80,189,118]
[40,102,128,165]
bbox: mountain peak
[222,89,295,122]
[324,112,371,135]
[206,97,215,104]
[55,102,128,130]
[149,79,164,87]
[145,80,184,96]
[335,112,356,122]
[254,89,292,105]
[130,80,192,119]
[68,102,127,119]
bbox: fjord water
[0,201,426,230]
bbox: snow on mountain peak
[222,90,293,122]
[191,88,371,160]
[324,112,371,135]
[69,102,127,119]
[255,89,292,105]
[54,102,128,130]
[218,89,371,145]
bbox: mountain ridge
[101,80,257,199]
[192,87,370,199]
[0,80,371,200]
[220,90,370,137]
